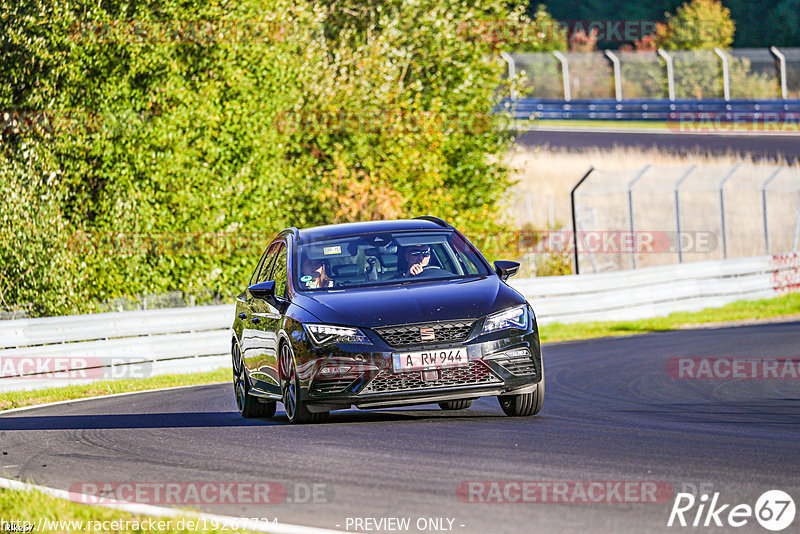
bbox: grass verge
[0,486,254,533]
[539,291,800,343]
[0,368,229,412]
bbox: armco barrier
[506,98,800,122]
[1,253,797,392]
[0,305,234,392]
[510,253,799,325]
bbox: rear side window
[272,244,288,298]
[255,242,281,285]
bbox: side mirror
[493,260,520,281]
[249,280,276,300]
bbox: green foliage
[655,0,735,50]
[1,0,515,316]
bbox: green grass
[0,486,257,533]
[540,291,800,343]
[0,368,229,411]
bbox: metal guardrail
[1,253,797,392]
[0,305,234,392]
[506,98,800,121]
[511,253,799,325]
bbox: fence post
[719,164,741,259]
[605,50,622,102]
[770,47,788,100]
[627,166,651,270]
[500,52,518,102]
[657,49,675,101]
[570,167,594,275]
[674,165,697,263]
[794,195,800,251]
[761,168,784,255]
[553,51,571,102]
[714,48,731,101]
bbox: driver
[300,256,334,289]
[402,245,431,277]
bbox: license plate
[393,348,468,372]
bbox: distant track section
[515,128,800,162]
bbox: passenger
[401,245,431,277]
[300,257,334,289]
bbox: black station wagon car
[231,216,544,423]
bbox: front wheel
[498,375,544,417]
[280,344,328,424]
[233,342,276,419]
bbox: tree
[654,0,735,50]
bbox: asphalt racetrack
[2,322,799,533]
[516,128,800,163]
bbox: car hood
[292,276,525,329]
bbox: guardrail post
[570,167,594,275]
[770,47,789,100]
[674,165,697,263]
[719,164,741,259]
[657,49,675,101]
[627,166,651,270]
[553,51,571,102]
[714,48,731,101]
[761,168,784,254]
[605,50,622,102]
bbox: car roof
[294,219,451,243]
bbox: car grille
[310,378,355,395]
[376,320,475,347]
[360,361,501,394]
[497,354,537,376]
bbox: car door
[240,243,279,383]
[247,240,288,395]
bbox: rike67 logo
[668,490,796,531]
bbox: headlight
[482,306,528,334]
[304,324,371,346]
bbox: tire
[280,343,329,424]
[438,400,473,410]
[233,342,277,419]
[498,374,544,417]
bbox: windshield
[294,230,491,291]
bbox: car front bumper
[296,326,542,413]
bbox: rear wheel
[280,344,328,424]
[498,374,544,417]
[233,342,276,418]
[438,400,473,410]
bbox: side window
[256,243,280,284]
[249,248,270,286]
[272,244,288,299]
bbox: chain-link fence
[511,48,800,100]
[570,165,800,274]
